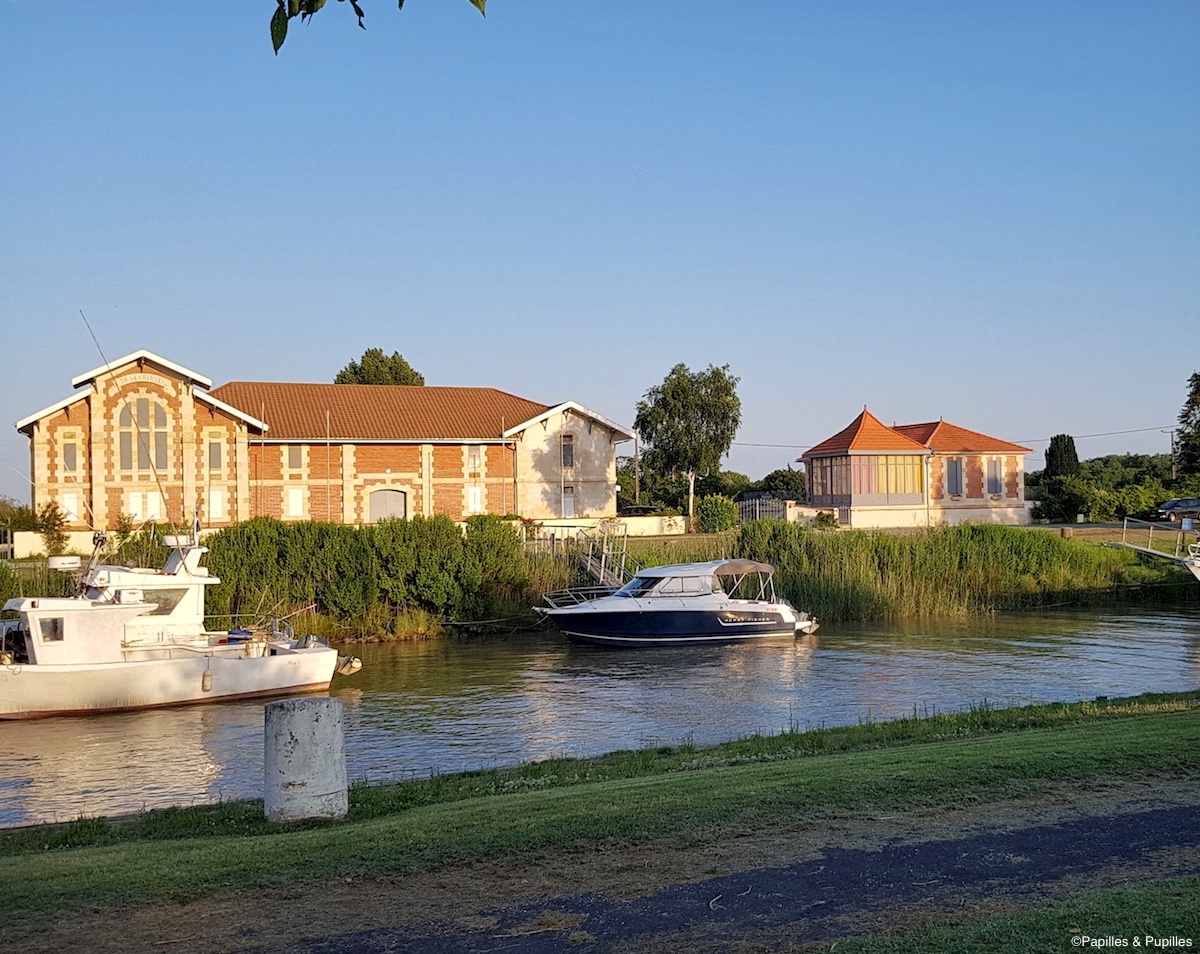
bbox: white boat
[0,535,361,720]
[537,559,818,648]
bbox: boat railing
[541,585,617,609]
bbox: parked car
[618,505,664,517]
[1151,498,1200,523]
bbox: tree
[753,466,807,500]
[271,0,486,54]
[1177,371,1200,477]
[633,363,742,519]
[1044,434,1080,479]
[335,348,425,385]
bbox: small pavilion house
[800,408,1031,528]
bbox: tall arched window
[118,398,169,472]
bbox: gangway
[577,522,643,589]
[1104,518,1200,581]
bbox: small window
[561,435,574,469]
[208,488,225,521]
[468,485,484,513]
[208,440,222,471]
[61,493,79,522]
[140,589,189,616]
[562,485,575,518]
[63,442,78,473]
[947,459,964,496]
[39,618,64,642]
[468,448,480,471]
[286,487,304,517]
[987,459,1002,495]
[287,446,302,470]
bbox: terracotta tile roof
[893,420,1031,454]
[803,408,929,457]
[208,382,551,441]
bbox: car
[1151,498,1200,523]
[618,505,665,517]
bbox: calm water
[2,606,1198,828]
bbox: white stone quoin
[263,697,348,823]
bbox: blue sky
[1,2,1196,502]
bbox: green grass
[811,877,1200,953]
[2,692,1199,934]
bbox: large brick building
[16,350,634,531]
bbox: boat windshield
[615,574,716,598]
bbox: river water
[1,607,1198,828]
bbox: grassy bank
[3,691,1199,934]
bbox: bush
[695,495,739,533]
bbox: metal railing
[1120,517,1197,560]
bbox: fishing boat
[537,559,818,648]
[0,534,361,719]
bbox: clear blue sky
[2,2,1196,502]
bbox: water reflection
[1,607,1197,827]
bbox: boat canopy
[630,560,776,579]
[613,560,779,601]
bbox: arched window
[118,398,169,472]
[369,489,407,522]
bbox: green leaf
[289,0,300,15]
[271,3,288,54]
[467,0,486,15]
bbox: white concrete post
[263,697,348,823]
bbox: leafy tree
[271,0,487,54]
[752,466,807,500]
[335,348,425,386]
[695,470,751,500]
[695,495,739,533]
[36,502,68,557]
[1177,371,1200,476]
[0,496,37,531]
[633,363,742,519]
[1044,434,1080,479]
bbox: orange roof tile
[803,408,929,457]
[893,420,1031,454]
[208,382,551,441]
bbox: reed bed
[735,522,1189,621]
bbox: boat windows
[616,576,658,598]
[39,618,64,642]
[139,588,189,616]
[616,575,714,598]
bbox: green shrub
[695,495,739,533]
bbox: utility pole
[1163,429,1177,482]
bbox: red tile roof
[893,420,1031,454]
[208,382,551,441]
[803,408,929,456]
[802,409,1031,458]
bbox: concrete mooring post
[263,697,348,823]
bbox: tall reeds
[734,522,1189,620]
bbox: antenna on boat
[79,310,182,539]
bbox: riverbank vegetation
[4,518,1192,637]
[626,522,1196,622]
[2,692,1198,944]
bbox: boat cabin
[613,560,780,603]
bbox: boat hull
[0,647,340,720]
[547,608,812,648]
